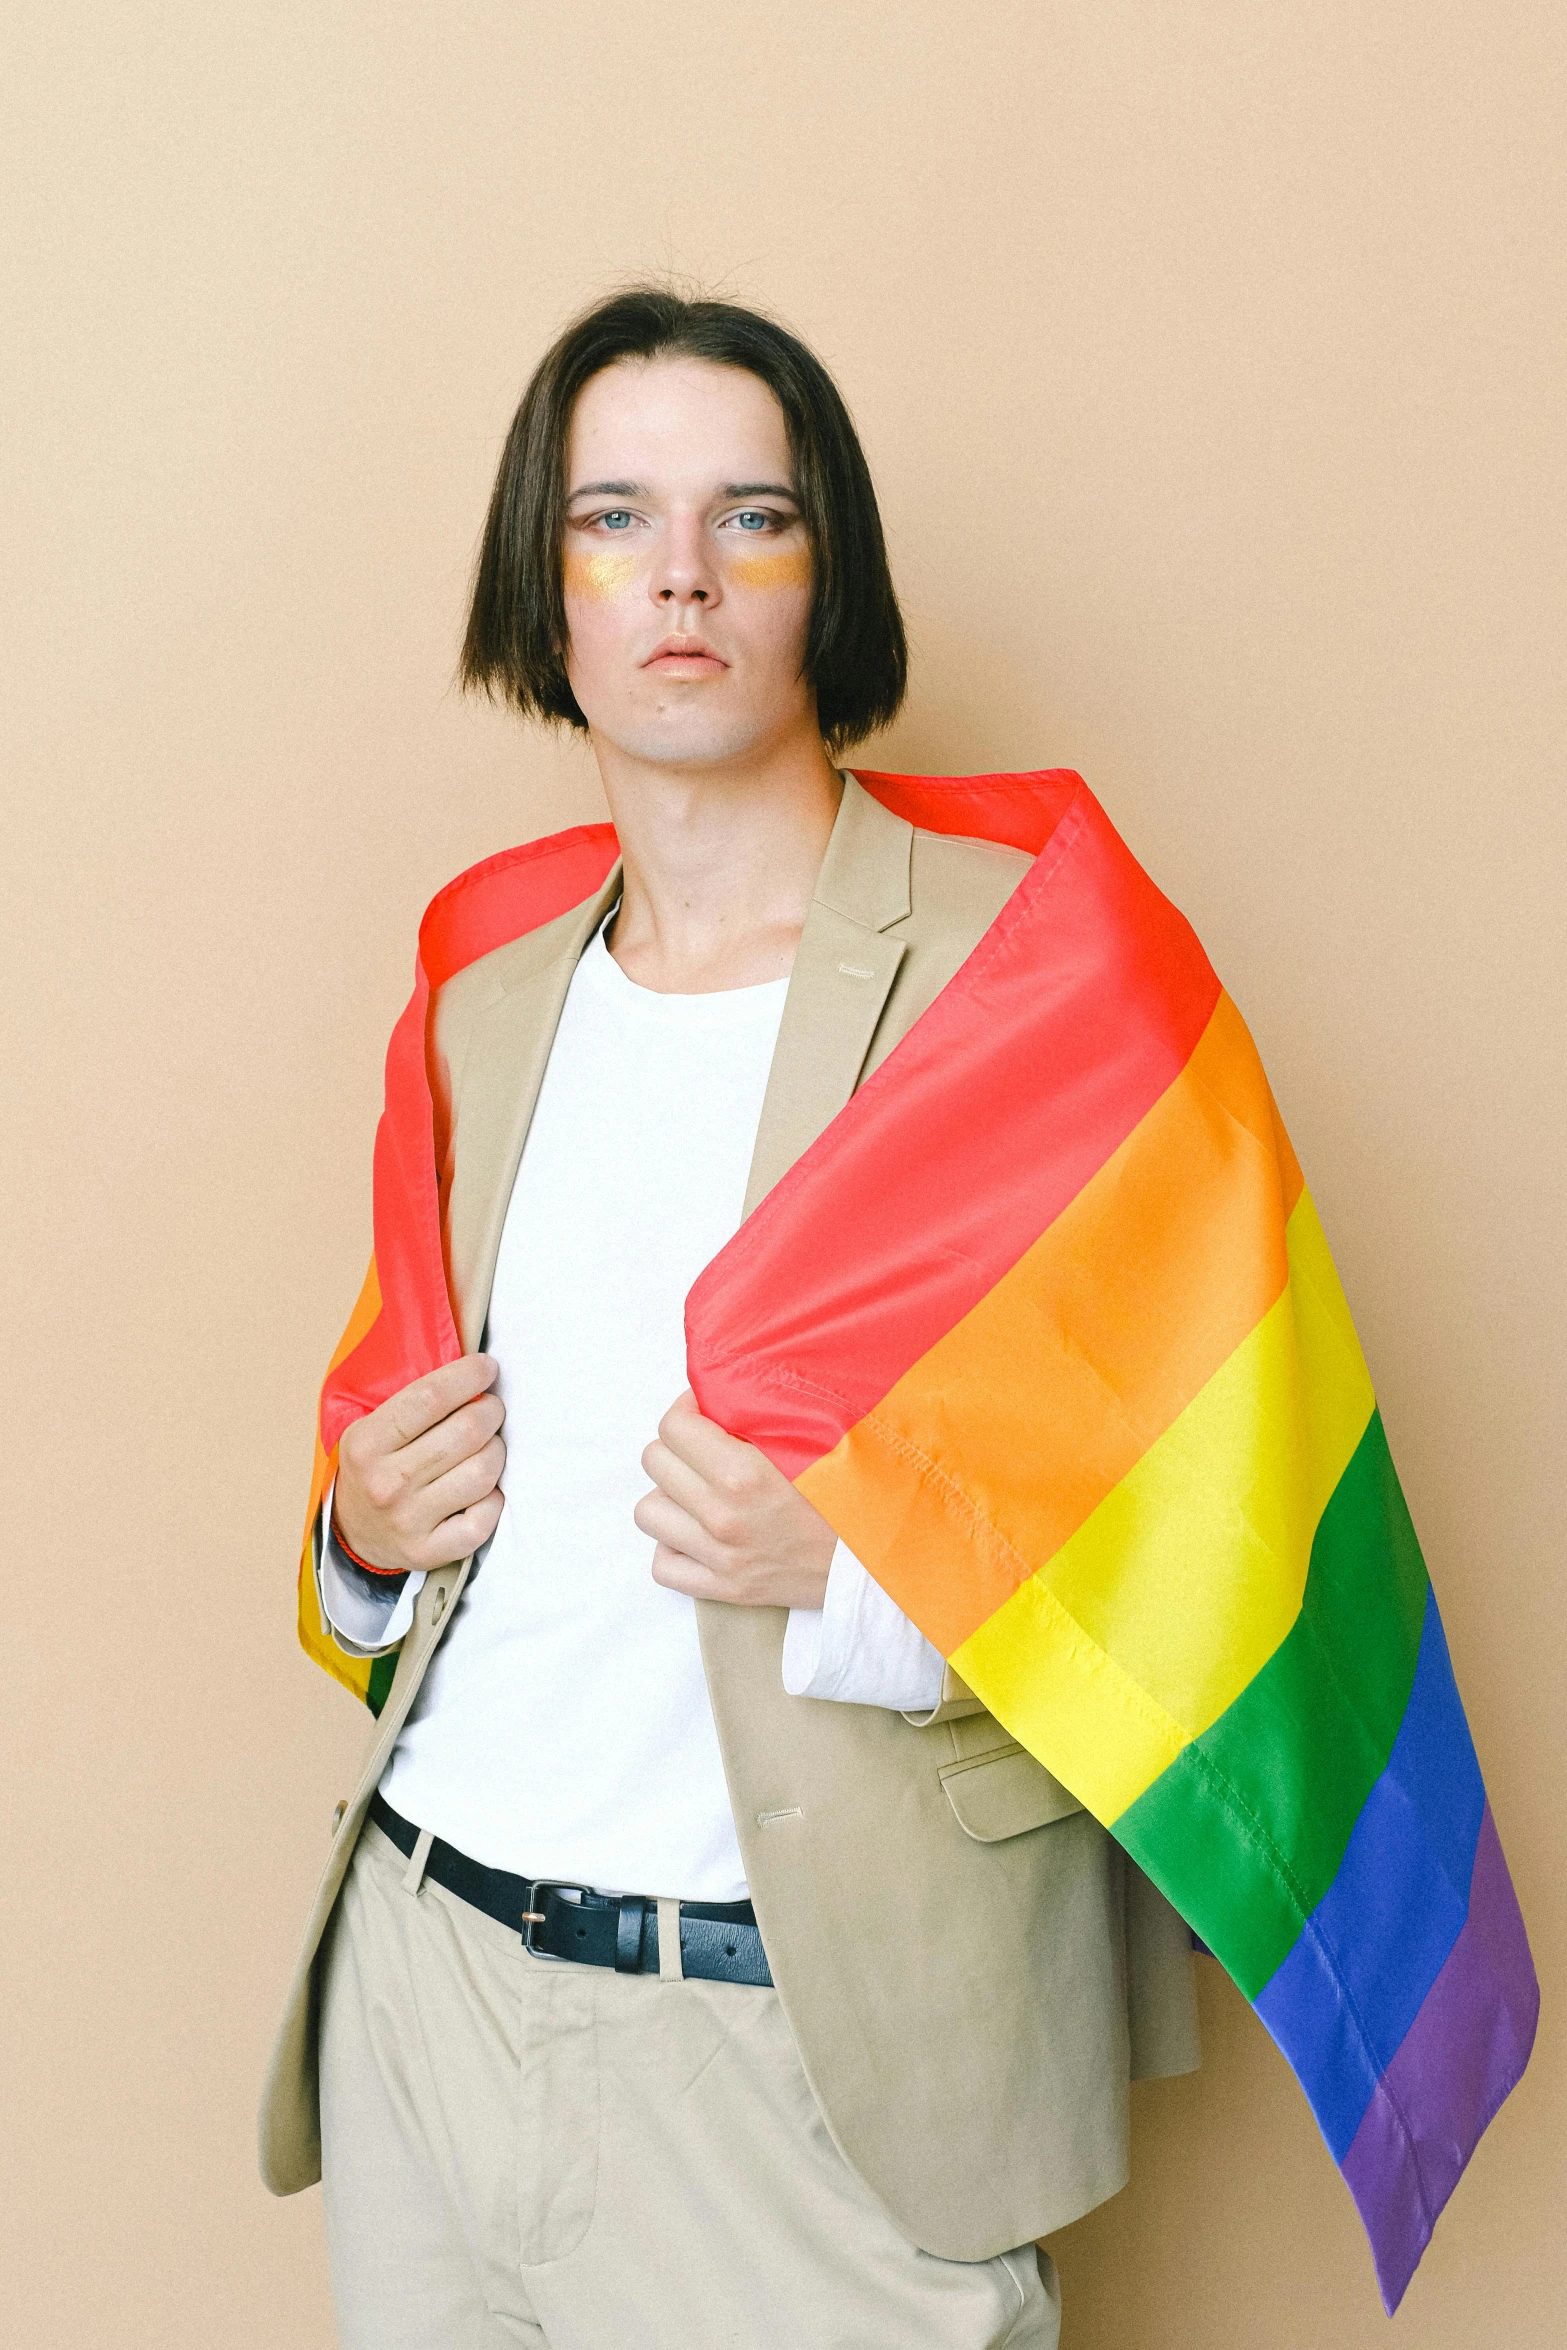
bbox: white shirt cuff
[315,1479,423,1656]
[782,1539,946,1710]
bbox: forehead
[566,356,792,487]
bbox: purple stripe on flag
[1340,1804,1539,2312]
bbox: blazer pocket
[939,1742,1085,1843]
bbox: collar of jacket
[443,772,914,1353]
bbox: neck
[591,727,844,993]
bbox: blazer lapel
[445,865,623,1352]
[743,774,913,1216]
[700,778,914,1788]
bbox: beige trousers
[320,1823,1060,2349]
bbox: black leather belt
[368,1794,773,1987]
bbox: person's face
[561,356,816,769]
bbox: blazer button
[331,1799,348,1835]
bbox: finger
[653,1390,757,1484]
[415,1487,505,1569]
[377,1355,499,1449]
[648,1541,725,1599]
[394,1391,506,1490]
[414,1435,507,1531]
[638,1436,723,1526]
[633,1486,731,1571]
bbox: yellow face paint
[563,550,639,601]
[728,548,812,590]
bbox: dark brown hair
[459,287,907,750]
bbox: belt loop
[656,1898,684,1983]
[401,1827,434,1896]
[614,1894,647,1972]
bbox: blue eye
[735,511,769,531]
[602,511,632,531]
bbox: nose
[650,512,721,613]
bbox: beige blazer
[259,775,1200,2257]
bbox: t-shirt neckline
[580,915,791,1024]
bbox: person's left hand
[636,1389,836,1609]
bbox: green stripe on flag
[367,1650,397,1718]
[1116,1409,1429,1995]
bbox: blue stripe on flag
[1254,1591,1485,2158]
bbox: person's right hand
[332,1354,506,1575]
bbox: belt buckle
[520,1879,593,1958]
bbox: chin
[591,698,796,772]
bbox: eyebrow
[564,479,801,503]
[566,480,645,501]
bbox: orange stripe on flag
[323,1257,385,1385]
[294,1258,385,1700]
[797,995,1302,1653]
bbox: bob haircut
[459,287,908,751]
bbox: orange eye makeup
[563,550,639,601]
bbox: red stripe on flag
[850,766,1081,854]
[687,783,1221,1479]
[419,824,620,983]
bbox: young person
[261,289,1199,2349]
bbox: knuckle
[444,1404,476,1452]
[363,1464,400,1513]
[462,1400,501,1450]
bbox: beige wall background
[2,4,1561,2342]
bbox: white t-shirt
[331,924,941,1899]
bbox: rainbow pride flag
[301,769,1536,2310]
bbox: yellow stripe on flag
[953,1192,1374,1820]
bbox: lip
[641,635,728,673]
